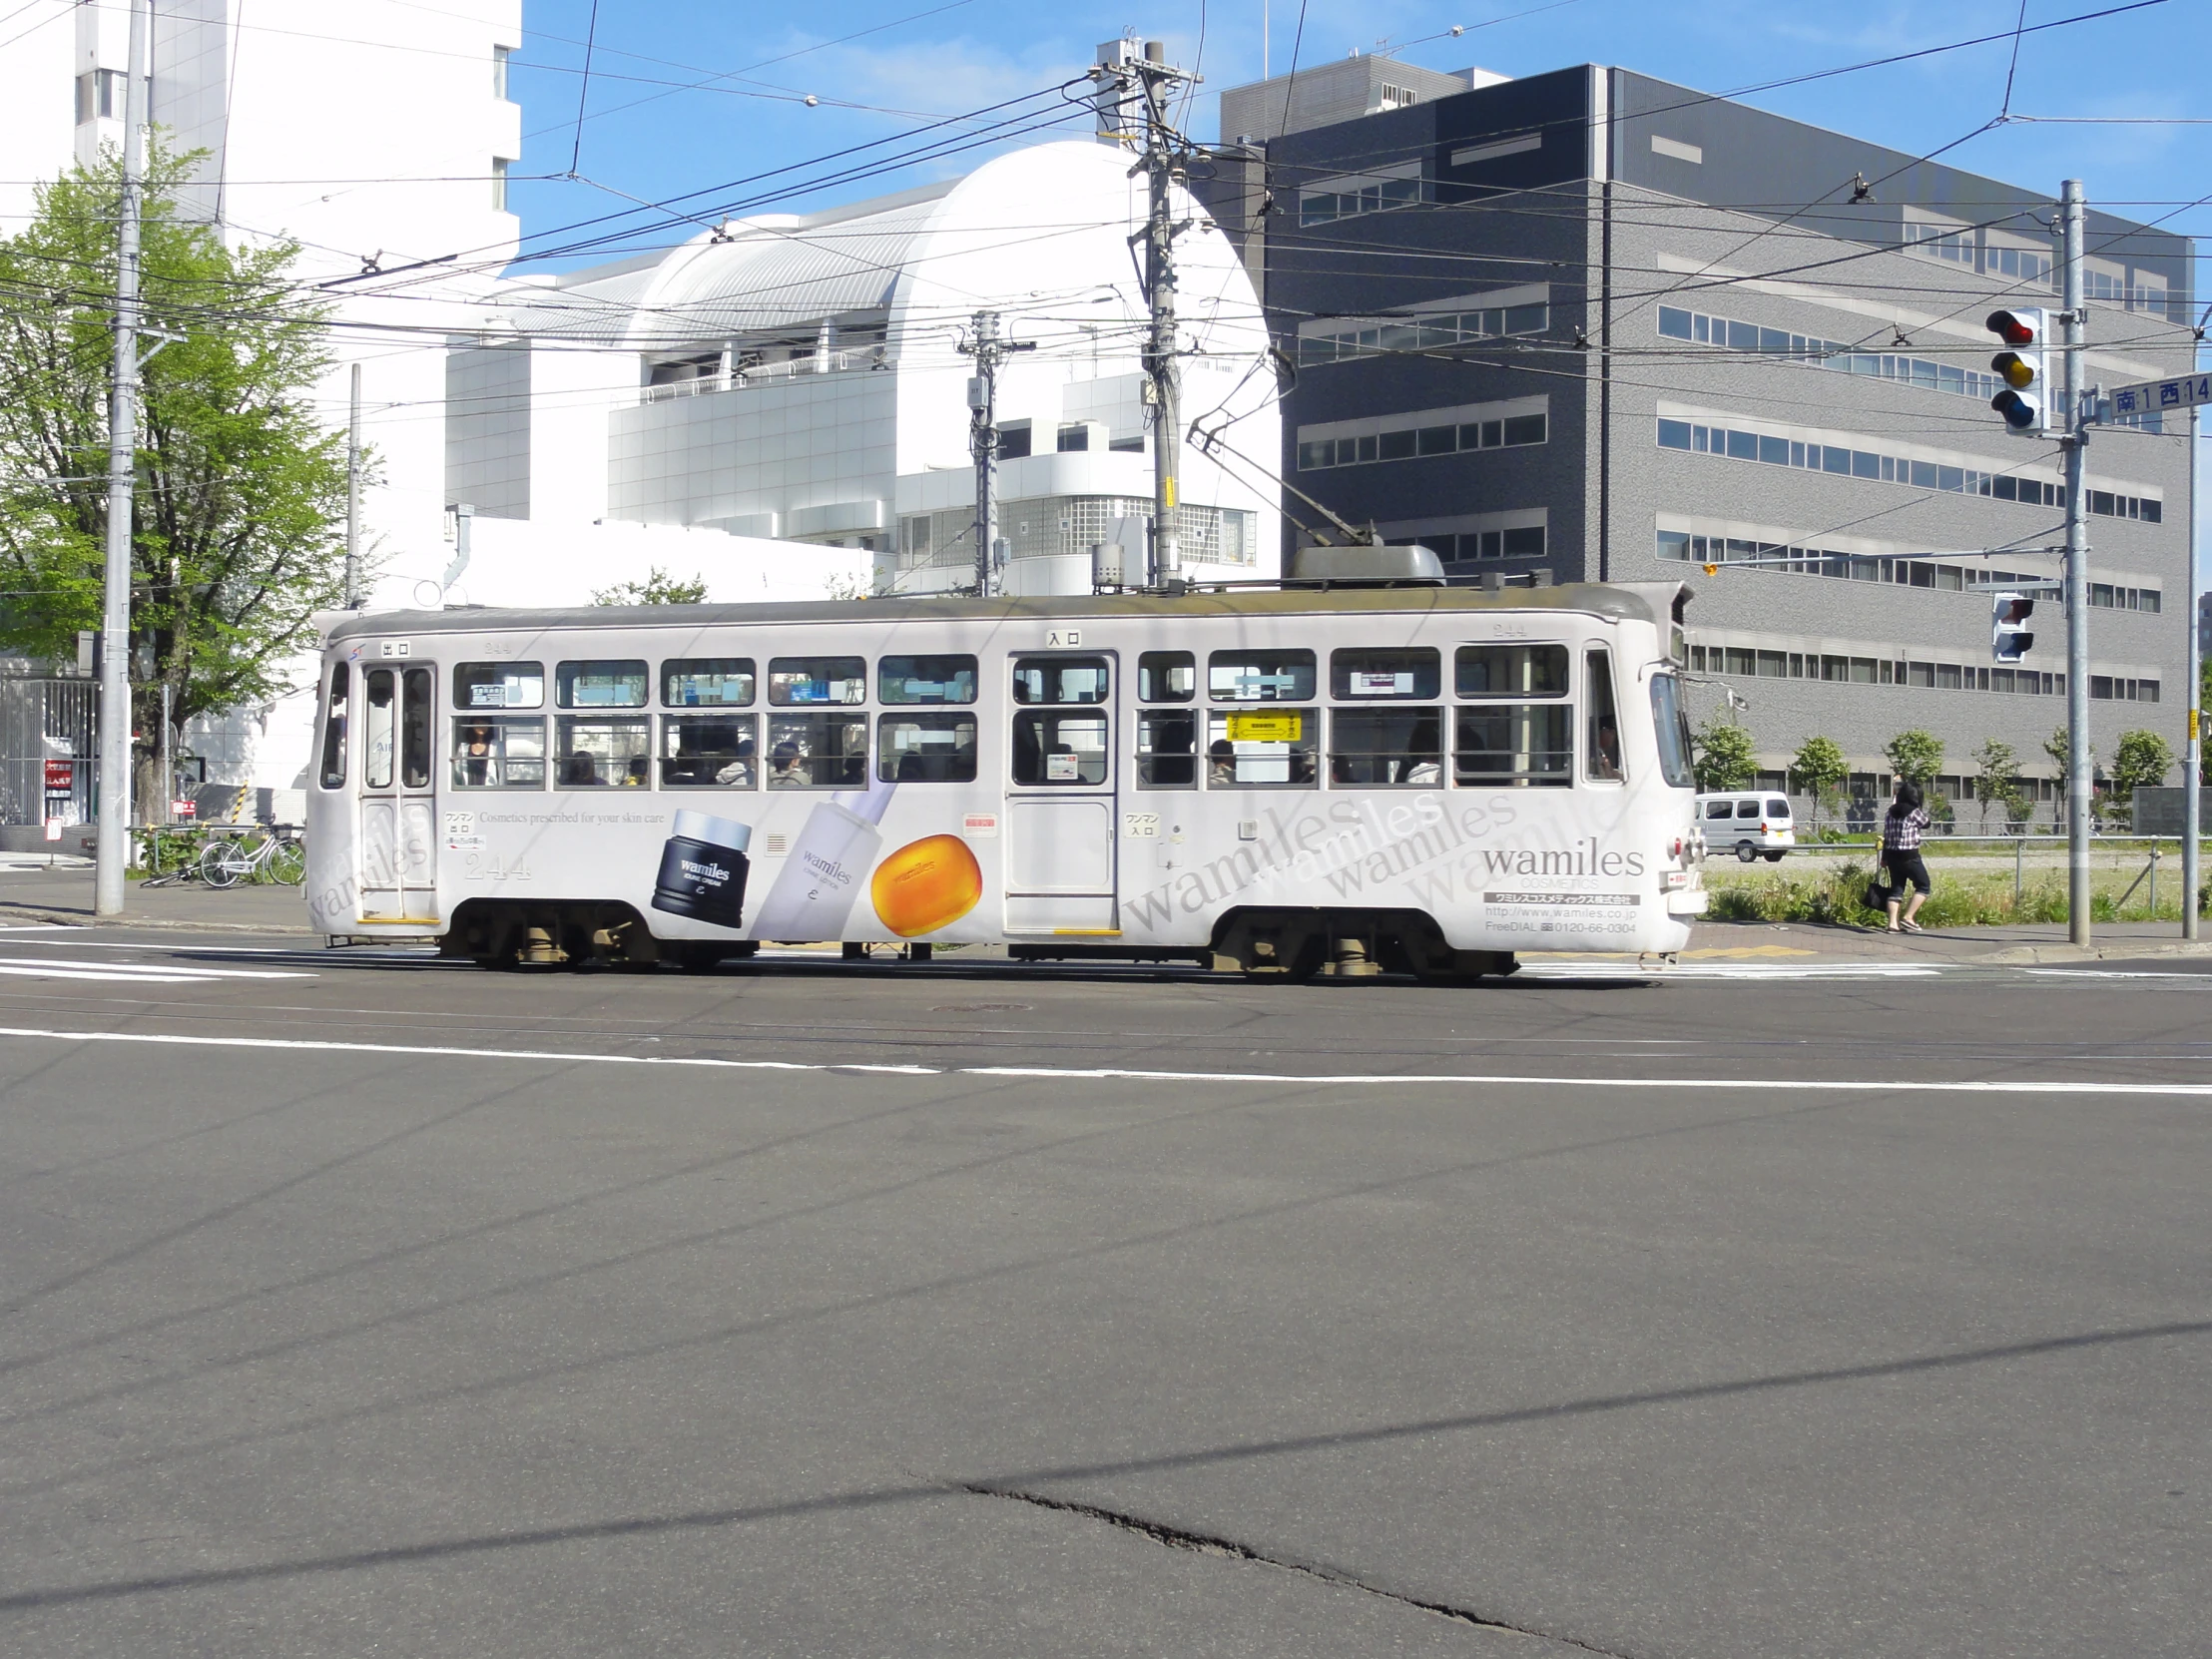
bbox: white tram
[304,572,1708,977]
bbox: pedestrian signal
[1985,308,2048,435]
[1991,592,2035,663]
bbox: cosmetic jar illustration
[870,834,982,937]
[651,810,752,928]
[749,778,894,938]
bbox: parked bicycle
[197,827,306,888]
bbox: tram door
[1004,652,1117,933]
[357,663,437,922]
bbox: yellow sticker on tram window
[1227,711,1302,743]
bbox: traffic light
[1991,592,2035,663]
[1985,308,2048,435]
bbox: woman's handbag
[1865,859,1893,909]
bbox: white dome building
[444,138,1281,600]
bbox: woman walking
[1882,782,1934,932]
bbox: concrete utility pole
[2058,179,2092,947]
[2187,376,2202,941]
[96,0,149,918]
[958,310,1032,597]
[1125,40,1197,588]
[345,361,362,607]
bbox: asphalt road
[1,927,2207,1658]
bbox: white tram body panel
[303,586,1706,966]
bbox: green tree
[1692,717,1756,793]
[1970,739,2018,830]
[590,566,709,606]
[1788,735,1848,825]
[1884,728,1944,788]
[2109,729,2173,804]
[0,144,348,777]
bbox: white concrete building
[449,140,1281,600]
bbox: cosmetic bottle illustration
[749,778,894,939]
[871,834,983,937]
[651,810,753,928]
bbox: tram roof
[319,582,1688,644]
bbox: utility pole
[958,309,1033,598]
[1124,40,1197,588]
[2186,371,2202,941]
[96,0,148,918]
[345,361,362,607]
[2058,179,2092,947]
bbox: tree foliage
[1970,739,2023,830]
[0,143,348,748]
[590,566,709,606]
[1884,728,1944,787]
[1692,718,1757,793]
[2109,729,2173,802]
[1788,736,1848,817]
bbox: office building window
[491,158,509,213]
[1299,411,1544,471]
[493,44,513,100]
[1655,416,2161,521]
[1299,302,1548,364]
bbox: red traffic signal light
[1984,308,2048,435]
[1986,309,2037,346]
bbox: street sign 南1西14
[2102,373,2211,422]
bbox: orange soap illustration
[870,833,983,936]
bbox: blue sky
[503,0,2209,265]
[502,0,2210,594]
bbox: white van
[1697,792,1795,861]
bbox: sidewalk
[1683,916,2212,965]
[0,855,314,933]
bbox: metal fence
[0,677,95,825]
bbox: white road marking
[0,957,317,983]
[1517,961,1940,979]
[0,1023,2201,1096]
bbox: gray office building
[1204,59,2194,814]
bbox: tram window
[1649,674,1697,788]
[1331,648,1440,701]
[1138,651,1196,702]
[1329,708,1444,787]
[766,711,868,787]
[660,714,757,789]
[363,669,395,790]
[1453,706,1573,787]
[451,716,545,789]
[557,660,648,709]
[1010,711,1108,785]
[878,655,977,705]
[1209,649,1316,703]
[1011,656,1109,705]
[661,658,754,708]
[1136,709,1197,787]
[318,665,348,789]
[768,657,866,706]
[401,667,433,789]
[1455,644,1567,698]
[1584,650,1622,782]
[555,716,651,787]
[878,712,977,782]
[453,661,543,710]
[1206,708,1319,788]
